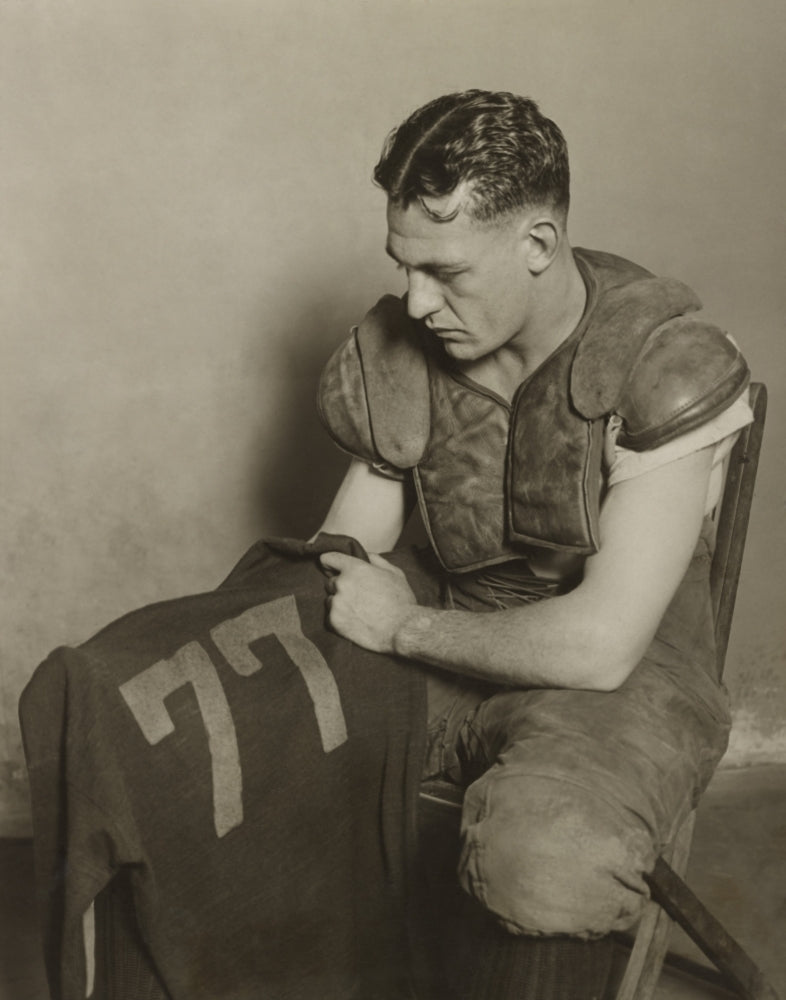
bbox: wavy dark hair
[374,90,569,223]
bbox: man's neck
[517,245,587,369]
[462,246,587,402]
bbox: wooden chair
[616,381,775,1000]
[419,383,776,1000]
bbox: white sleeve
[606,390,754,513]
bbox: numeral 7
[119,595,348,837]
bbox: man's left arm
[321,444,714,692]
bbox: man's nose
[406,271,443,321]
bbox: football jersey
[20,535,427,1000]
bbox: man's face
[385,193,534,363]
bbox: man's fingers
[320,551,399,575]
[367,552,407,577]
[368,552,394,570]
[319,551,357,573]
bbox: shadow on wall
[248,293,357,542]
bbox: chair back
[709,382,767,679]
[615,380,770,1000]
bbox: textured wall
[2,0,784,834]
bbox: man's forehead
[384,233,469,267]
[385,193,482,265]
[385,194,510,268]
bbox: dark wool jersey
[20,536,427,1000]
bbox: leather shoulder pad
[317,295,430,468]
[616,319,750,451]
[573,247,654,289]
[317,329,378,464]
[571,275,702,419]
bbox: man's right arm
[316,458,411,555]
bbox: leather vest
[318,248,749,573]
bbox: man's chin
[441,339,475,360]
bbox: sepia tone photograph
[1,2,784,998]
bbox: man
[314,90,752,998]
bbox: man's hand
[319,551,419,654]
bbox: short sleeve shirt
[606,391,753,514]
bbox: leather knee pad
[458,768,654,937]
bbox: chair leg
[645,859,780,1000]
[614,813,695,1000]
[614,803,780,1000]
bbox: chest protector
[317,249,749,573]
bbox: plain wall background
[2,0,784,835]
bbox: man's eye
[392,263,463,283]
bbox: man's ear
[524,219,560,274]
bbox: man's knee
[457,769,655,937]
